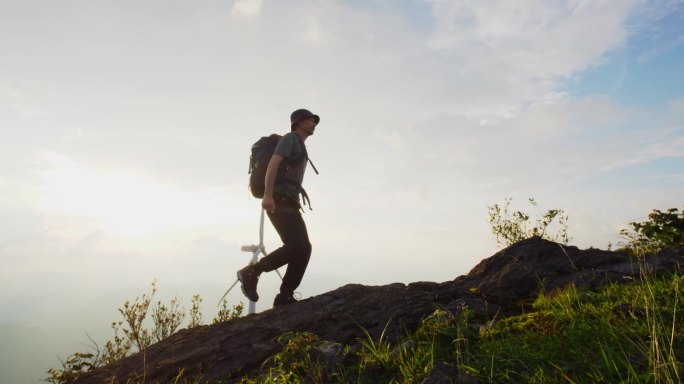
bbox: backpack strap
[291,134,317,173]
[299,186,312,211]
[292,135,317,210]
[307,158,319,175]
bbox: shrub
[46,281,243,384]
[620,207,684,254]
[488,197,571,247]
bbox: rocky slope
[72,237,683,383]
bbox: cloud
[425,0,635,71]
[637,132,684,163]
[421,0,642,114]
[0,86,44,117]
[360,94,682,196]
[301,16,325,45]
[669,98,684,114]
[637,32,684,62]
[373,130,407,151]
[231,0,263,19]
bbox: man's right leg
[264,200,310,279]
[258,196,311,304]
[237,264,260,302]
[237,195,307,303]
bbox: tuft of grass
[472,269,682,383]
[240,268,682,384]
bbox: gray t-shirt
[273,132,307,198]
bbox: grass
[240,265,682,384]
[48,262,682,384]
[48,265,682,384]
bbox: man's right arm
[262,154,284,213]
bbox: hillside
[71,237,683,383]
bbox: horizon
[2,1,684,382]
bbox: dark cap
[290,109,320,127]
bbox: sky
[1,0,683,382]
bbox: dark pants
[255,194,312,295]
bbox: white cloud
[301,16,325,45]
[373,130,407,151]
[426,0,635,71]
[0,85,44,117]
[637,132,684,162]
[637,32,684,62]
[231,0,263,19]
[371,94,683,197]
[422,0,641,114]
[669,98,684,114]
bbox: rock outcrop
[72,237,683,383]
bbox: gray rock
[310,340,346,368]
[72,238,683,383]
[445,294,500,319]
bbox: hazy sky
[2,0,684,382]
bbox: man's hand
[262,195,276,213]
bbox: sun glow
[39,153,252,237]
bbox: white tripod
[218,208,283,314]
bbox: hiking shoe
[237,265,260,302]
[273,292,298,307]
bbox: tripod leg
[217,279,239,307]
[257,248,283,281]
[219,256,261,308]
[259,208,265,246]
[221,208,266,311]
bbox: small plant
[151,295,186,342]
[119,281,155,351]
[188,294,203,328]
[488,197,571,247]
[240,331,326,384]
[275,332,324,382]
[213,298,244,324]
[102,321,133,366]
[620,207,684,254]
[46,352,97,384]
[47,281,244,384]
[339,310,479,384]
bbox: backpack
[248,134,318,200]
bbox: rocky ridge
[72,237,684,383]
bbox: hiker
[237,108,320,307]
